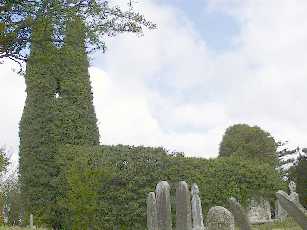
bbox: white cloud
[0,61,26,164]
[1,0,307,160]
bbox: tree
[0,147,8,173]
[295,154,307,209]
[0,0,155,67]
[276,143,301,180]
[2,172,23,226]
[0,147,9,224]
[219,124,277,162]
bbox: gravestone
[276,190,307,230]
[275,180,306,220]
[30,214,33,229]
[228,197,252,230]
[156,181,172,230]
[207,206,235,230]
[288,181,306,212]
[147,192,158,230]
[176,181,192,230]
[191,183,205,230]
[275,199,287,220]
[247,198,271,224]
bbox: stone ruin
[247,197,272,224]
[147,181,307,230]
[246,180,307,224]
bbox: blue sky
[1,0,307,161]
[157,0,240,51]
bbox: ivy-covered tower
[19,16,99,225]
[55,16,100,146]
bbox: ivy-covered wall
[56,144,284,230]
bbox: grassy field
[0,218,302,230]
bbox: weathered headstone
[289,181,300,204]
[275,199,287,220]
[276,190,307,230]
[207,206,235,230]
[228,197,252,230]
[247,197,271,224]
[156,181,172,230]
[191,183,205,230]
[147,192,158,230]
[30,214,33,229]
[176,181,192,230]
[288,181,306,212]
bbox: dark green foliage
[0,0,156,65]
[219,124,277,162]
[57,145,170,230]
[0,147,8,174]
[19,18,60,225]
[57,145,283,229]
[55,16,99,146]
[19,17,99,226]
[0,147,9,224]
[295,155,307,209]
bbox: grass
[0,227,47,230]
[251,218,302,230]
[0,218,302,230]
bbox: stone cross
[191,183,205,230]
[147,192,158,230]
[176,181,192,230]
[207,206,234,230]
[156,181,172,230]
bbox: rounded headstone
[147,192,158,230]
[176,181,192,230]
[156,181,172,230]
[191,183,205,230]
[207,206,234,230]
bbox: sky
[1,0,307,162]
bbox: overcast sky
[1,0,307,161]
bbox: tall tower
[19,16,99,225]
